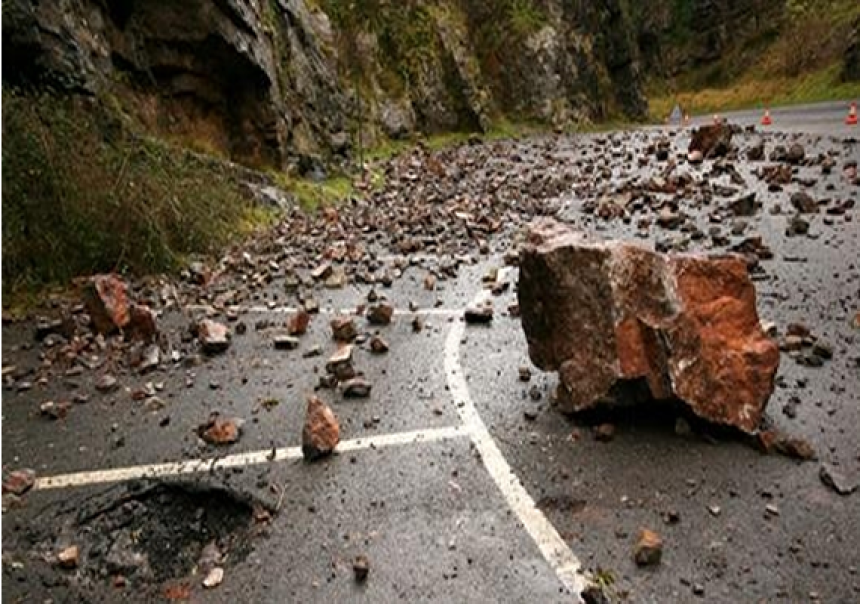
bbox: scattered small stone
[326,345,356,380]
[581,585,610,604]
[594,423,616,442]
[764,503,780,517]
[518,366,532,382]
[287,310,311,336]
[126,304,158,342]
[523,409,539,421]
[57,546,79,569]
[83,274,130,335]
[40,400,71,420]
[367,303,394,326]
[633,529,663,566]
[342,378,372,398]
[412,316,424,332]
[202,567,224,589]
[95,374,119,392]
[302,345,323,358]
[331,317,358,342]
[786,143,805,164]
[790,191,817,214]
[273,334,300,350]
[198,319,231,354]
[423,274,437,291]
[353,554,370,582]
[819,464,858,495]
[785,215,810,237]
[464,305,493,324]
[302,396,340,460]
[138,343,161,373]
[692,583,705,597]
[198,415,242,445]
[369,336,389,354]
[310,262,333,280]
[2,469,36,496]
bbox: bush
[2,90,255,286]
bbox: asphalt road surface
[3,101,859,603]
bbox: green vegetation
[2,90,271,289]
[648,0,860,120]
[270,173,356,212]
[649,64,860,119]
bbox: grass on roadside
[1,90,272,293]
[649,64,860,121]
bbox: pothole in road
[37,480,272,592]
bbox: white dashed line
[33,425,469,491]
[444,267,588,600]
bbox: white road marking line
[444,267,588,600]
[184,305,460,317]
[32,425,469,491]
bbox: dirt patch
[33,480,271,592]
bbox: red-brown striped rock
[518,218,779,434]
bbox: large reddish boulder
[518,219,779,433]
[83,274,130,334]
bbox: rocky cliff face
[2,0,647,168]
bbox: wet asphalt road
[3,102,859,603]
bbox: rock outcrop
[518,219,779,434]
[2,0,647,169]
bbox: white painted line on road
[444,267,588,600]
[185,304,461,317]
[33,425,470,491]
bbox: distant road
[664,100,859,138]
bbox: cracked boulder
[518,219,779,433]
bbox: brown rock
[790,191,817,213]
[198,320,230,354]
[84,274,130,334]
[331,316,358,342]
[353,554,370,582]
[326,345,356,380]
[423,274,437,291]
[58,545,80,569]
[366,303,394,326]
[369,336,389,354]
[126,304,158,342]
[594,423,616,442]
[633,529,663,566]
[518,219,779,433]
[273,334,300,350]
[287,310,311,336]
[342,378,372,398]
[302,396,340,460]
[688,124,732,159]
[198,415,242,445]
[465,305,494,324]
[2,469,36,495]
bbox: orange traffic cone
[847,102,858,126]
[761,108,772,126]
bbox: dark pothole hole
[41,480,272,588]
